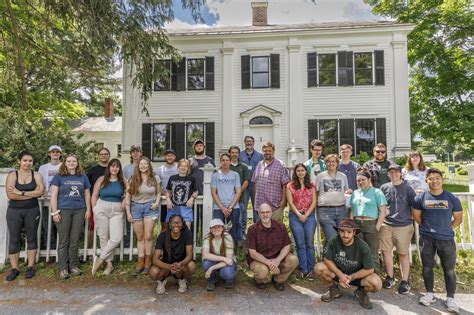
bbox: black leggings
[419,234,457,297]
[6,206,40,254]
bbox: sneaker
[6,268,20,281]
[382,275,395,289]
[155,278,168,295]
[178,279,188,293]
[206,282,216,291]
[103,263,114,276]
[91,256,104,275]
[25,267,36,279]
[306,271,315,281]
[398,280,410,294]
[70,267,82,276]
[419,292,436,306]
[272,276,285,291]
[446,297,459,314]
[59,270,70,280]
[321,284,342,302]
[354,287,373,309]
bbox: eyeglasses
[375,150,386,154]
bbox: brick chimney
[104,98,114,118]
[252,2,268,26]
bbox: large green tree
[365,0,473,157]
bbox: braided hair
[164,214,188,261]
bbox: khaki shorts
[379,224,414,255]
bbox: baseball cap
[130,144,142,152]
[48,145,62,152]
[193,139,205,147]
[209,218,224,228]
[164,148,176,156]
[388,164,402,172]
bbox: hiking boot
[134,256,145,275]
[321,284,342,302]
[143,255,152,275]
[91,256,104,275]
[155,277,168,295]
[354,287,373,309]
[419,292,436,306]
[59,270,70,280]
[178,279,188,293]
[446,297,459,314]
[398,280,410,294]
[25,267,36,279]
[103,263,114,276]
[272,276,285,291]
[70,267,82,276]
[382,275,395,289]
[206,282,216,291]
[6,268,20,281]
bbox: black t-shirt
[87,165,107,192]
[166,175,198,206]
[189,156,215,195]
[155,229,193,263]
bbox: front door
[248,125,273,150]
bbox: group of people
[4,137,463,313]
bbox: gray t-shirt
[156,164,178,193]
[380,182,416,227]
[316,171,349,206]
[123,163,136,181]
[211,170,241,210]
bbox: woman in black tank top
[5,151,44,281]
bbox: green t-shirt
[202,233,234,259]
[230,162,251,203]
[324,235,374,275]
[349,187,387,219]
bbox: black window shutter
[376,118,387,146]
[171,61,178,91]
[338,51,347,86]
[177,58,186,91]
[142,123,152,159]
[346,51,354,86]
[241,55,251,89]
[205,122,215,159]
[171,123,186,160]
[308,119,318,158]
[270,54,280,89]
[205,56,215,90]
[340,119,355,149]
[375,50,385,85]
[307,52,318,87]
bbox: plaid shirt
[252,158,290,211]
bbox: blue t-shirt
[51,174,91,210]
[414,190,462,240]
[99,180,124,203]
[338,160,360,191]
[349,187,387,219]
[211,170,241,210]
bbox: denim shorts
[130,201,159,221]
[166,205,193,223]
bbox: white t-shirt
[38,162,61,195]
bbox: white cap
[209,218,224,228]
[48,145,62,152]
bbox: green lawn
[430,162,469,181]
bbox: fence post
[0,168,14,269]
[467,164,474,194]
[201,163,216,244]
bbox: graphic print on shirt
[322,179,342,192]
[424,200,449,209]
[171,180,191,205]
[68,186,81,197]
[334,249,358,270]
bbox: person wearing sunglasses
[363,143,394,188]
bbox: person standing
[349,168,387,273]
[229,145,250,241]
[413,168,462,314]
[211,153,242,245]
[189,139,215,196]
[338,144,360,191]
[156,149,178,232]
[5,151,44,281]
[239,136,263,222]
[123,145,143,181]
[286,163,317,279]
[252,141,290,223]
[50,154,92,280]
[379,164,416,294]
[402,150,428,194]
[304,139,326,185]
[363,143,394,188]
[316,154,351,245]
[91,159,128,276]
[125,157,161,275]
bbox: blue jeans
[288,211,317,274]
[242,181,258,223]
[202,259,236,284]
[213,208,240,246]
[317,206,347,244]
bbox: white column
[391,34,412,157]
[0,168,14,267]
[201,163,216,244]
[467,164,474,194]
[220,47,235,153]
[121,62,141,165]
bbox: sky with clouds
[168,0,385,29]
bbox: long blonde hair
[128,157,158,195]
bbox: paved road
[0,277,473,314]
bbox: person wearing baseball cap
[156,148,178,232]
[202,218,236,291]
[189,139,215,196]
[314,218,382,309]
[123,145,143,181]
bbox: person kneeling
[246,203,299,291]
[315,219,382,309]
[202,219,236,291]
[149,215,196,294]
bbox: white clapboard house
[122,2,414,165]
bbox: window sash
[187,58,205,90]
[354,52,373,85]
[154,60,171,91]
[251,56,270,88]
[318,54,336,86]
